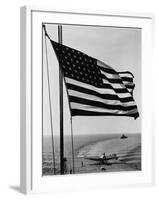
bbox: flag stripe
[71,102,138,114]
[71,109,139,118]
[67,81,130,98]
[101,74,123,84]
[118,71,134,78]
[66,80,134,103]
[120,77,133,82]
[102,79,126,89]
[102,83,128,93]
[69,96,137,111]
[68,89,136,107]
[65,77,132,98]
[98,65,117,75]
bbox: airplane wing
[84,156,102,161]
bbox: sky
[43,24,141,136]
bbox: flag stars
[70,73,74,77]
[90,80,93,84]
[52,42,104,88]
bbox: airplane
[84,152,118,165]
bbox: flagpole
[58,25,65,175]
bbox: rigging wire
[43,26,56,175]
[70,117,75,173]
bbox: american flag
[50,40,139,119]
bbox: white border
[20,6,154,194]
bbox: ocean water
[42,133,141,175]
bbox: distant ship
[120,134,128,139]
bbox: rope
[70,117,75,173]
[43,26,56,175]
